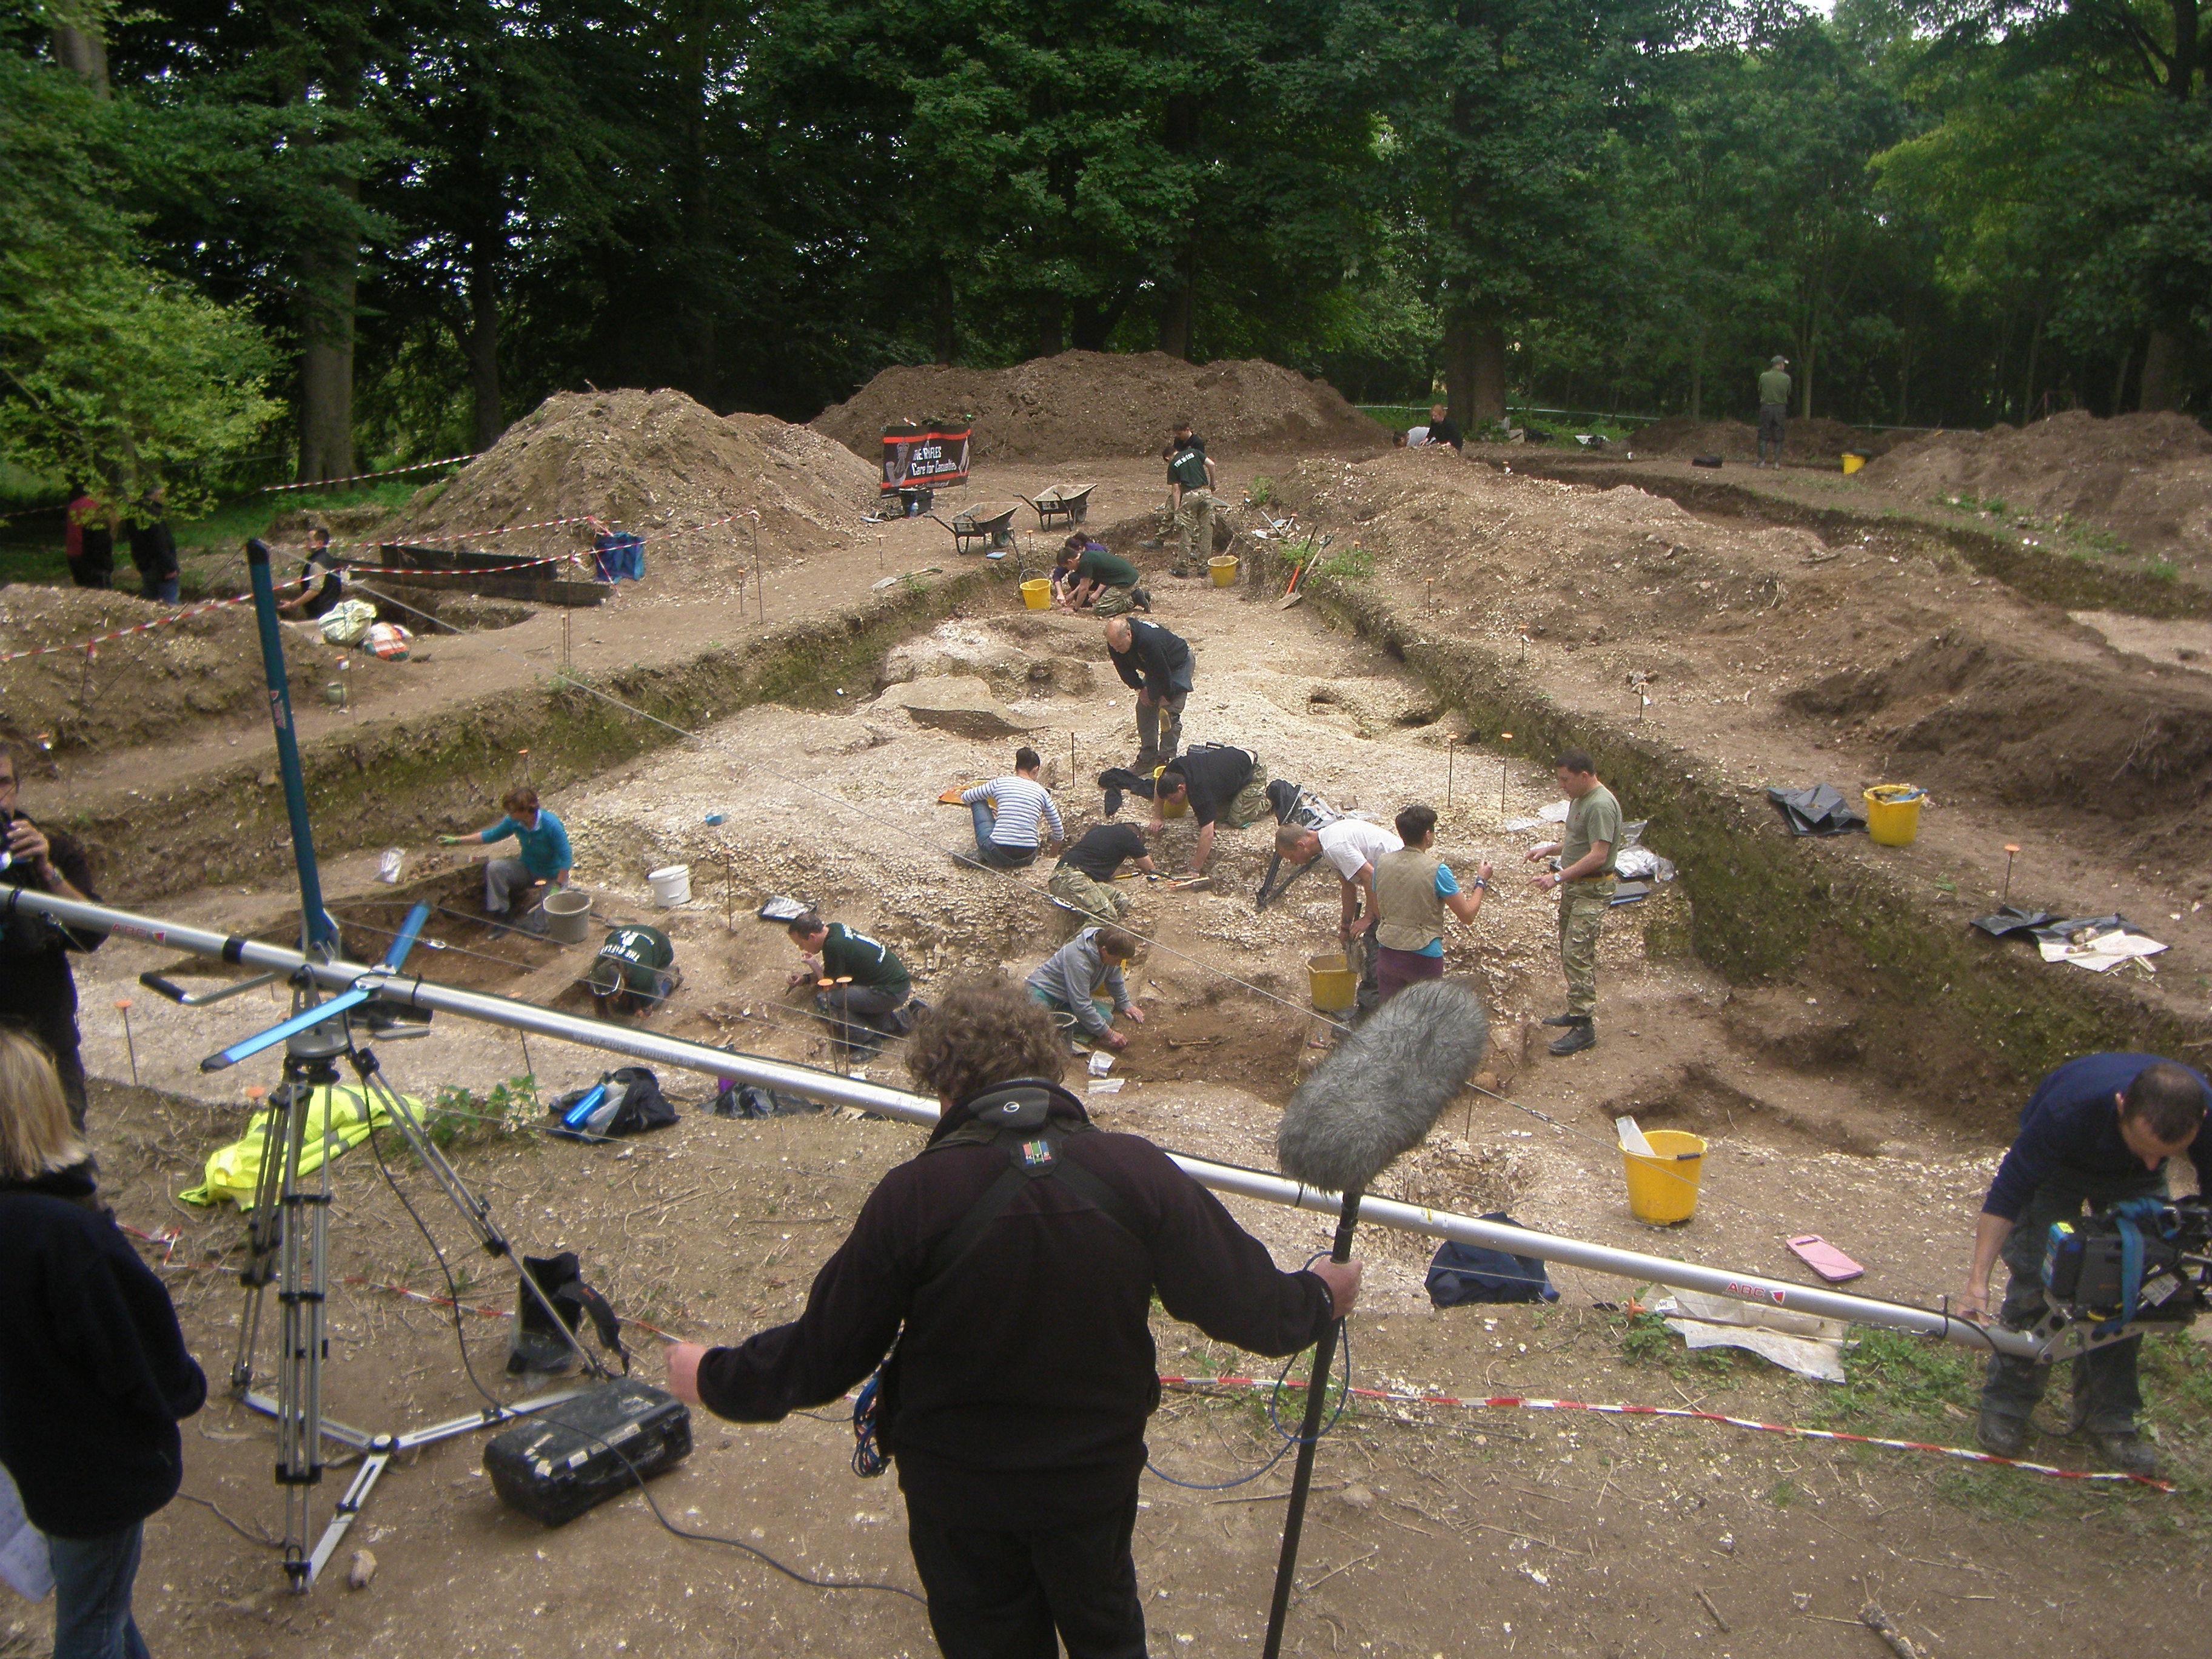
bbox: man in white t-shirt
[1275,816,1403,1014]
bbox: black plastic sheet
[1766,784,1867,836]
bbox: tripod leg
[351,1054,608,1378]
[273,1064,333,1590]
[1261,1193,1361,1659]
[230,1087,295,1393]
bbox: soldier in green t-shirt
[1524,748,1621,1055]
[1162,420,1221,577]
[586,924,679,1016]
[1756,355,1792,468]
[1052,535,1149,617]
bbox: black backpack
[548,1066,679,1143]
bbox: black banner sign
[880,423,972,494]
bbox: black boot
[1976,1410,2028,1458]
[1548,1018,1595,1056]
[1540,1011,1580,1028]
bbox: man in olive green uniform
[1524,749,1620,1056]
[1756,355,1791,468]
[1053,535,1148,617]
[1164,420,1221,575]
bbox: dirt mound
[373,389,876,575]
[0,585,364,758]
[811,351,1388,463]
[1862,410,2212,562]
[1631,414,1900,462]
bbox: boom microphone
[1262,977,1489,1659]
[1278,979,1490,1194]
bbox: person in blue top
[1369,803,1490,1003]
[1963,1053,2208,1475]
[441,785,574,923]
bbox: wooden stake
[1446,735,1455,807]
[2001,843,2020,907]
[115,998,139,1086]
[1498,733,1512,814]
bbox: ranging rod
[8,886,2032,1358]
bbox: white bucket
[648,864,691,908]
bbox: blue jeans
[49,1523,151,1659]
[970,803,1036,869]
[142,575,179,605]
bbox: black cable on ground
[357,1085,924,1604]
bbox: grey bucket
[543,888,594,945]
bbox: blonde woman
[0,1030,205,1659]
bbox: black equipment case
[483,1378,693,1526]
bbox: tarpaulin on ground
[1766,783,1866,836]
[179,1083,409,1208]
[880,423,972,494]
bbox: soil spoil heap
[1629,414,1900,463]
[811,350,1388,461]
[0,586,360,757]
[374,389,878,573]
[1864,409,2212,563]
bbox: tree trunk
[1158,249,1198,361]
[465,240,503,452]
[1070,294,1128,352]
[51,25,110,94]
[1034,300,1064,359]
[934,267,956,364]
[2022,312,2044,422]
[298,172,359,483]
[2110,342,2134,416]
[1444,317,1507,427]
[1688,325,1703,423]
[2139,329,2183,411]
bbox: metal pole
[15,885,2035,1355]
[1262,1195,1359,1658]
[245,540,340,954]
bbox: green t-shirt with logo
[1076,547,1139,588]
[1758,368,1791,407]
[1167,446,1210,491]
[1561,783,1622,878]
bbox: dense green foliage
[2,0,2204,497]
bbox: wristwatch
[1470,877,1489,891]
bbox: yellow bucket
[1864,784,1924,847]
[1021,578,1051,610]
[1308,953,1356,1012]
[1153,765,1188,819]
[1842,452,1866,475]
[1623,1129,1707,1225]
[1209,555,1239,588]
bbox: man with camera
[0,745,104,1130]
[665,977,1358,1658]
[1963,1053,2208,1476]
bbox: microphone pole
[1260,1188,1360,1659]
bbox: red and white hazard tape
[261,453,480,494]
[1157,1375,2176,1491]
[262,514,602,557]
[340,551,586,578]
[0,578,310,665]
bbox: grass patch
[417,1073,541,1151]
[1612,1304,1741,1380]
[1316,545,1376,582]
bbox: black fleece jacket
[694,1088,1334,1525]
[0,1184,206,1537]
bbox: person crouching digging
[1049,821,1160,926]
[586,923,679,1017]
[1027,924,1144,1051]
[664,978,1358,1659]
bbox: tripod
[225,1005,605,1590]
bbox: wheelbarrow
[930,505,1019,557]
[1019,485,1094,531]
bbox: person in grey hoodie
[1024,925,1144,1051]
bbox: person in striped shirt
[962,748,1065,870]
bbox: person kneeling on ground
[586,923,679,1017]
[440,786,573,925]
[1151,745,1269,877]
[1027,925,1144,1052]
[961,747,1064,871]
[1053,535,1148,617]
[1275,814,1403,1014]
[1963,1053,2208,1477]
[1372,803,1490,1004]
[664,977,1357,1659]
[275,526,347,620]
[1050,822,1159,927]
[785,913,917,1047]
[0,1030,207,1659]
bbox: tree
[0,42,278,509]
